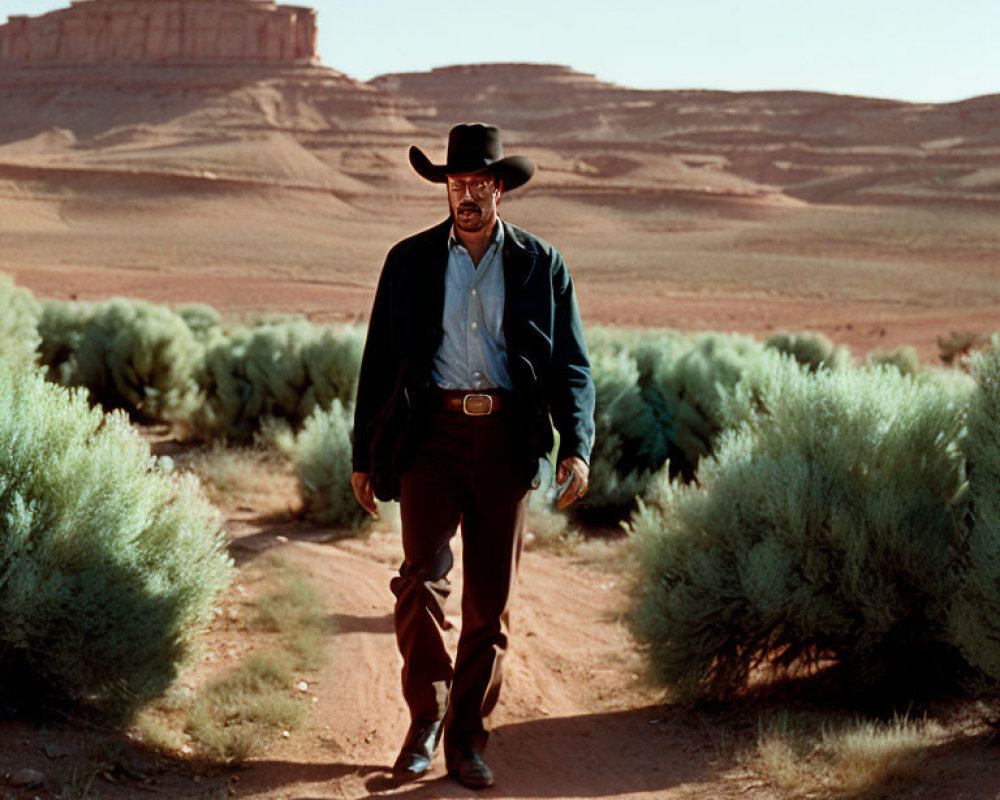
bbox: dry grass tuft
[131,558,330,764]
[185,654,305,763]
[180,441,281,505]
[249,569,332,672]
[524,508,581,553]
[753,710,946,798]
[132,704,191,754]
[523,508,634,566]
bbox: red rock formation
[0,0,318,67]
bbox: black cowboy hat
[409,123,535,191]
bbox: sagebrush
[37,298,205,423]
[0,273,40,367]
[34,292,364,443]
[764,330,850,372]
[0,357,232,717]
[184,319,363,441]
[946,335,1000,679]
[277,400,371,531]
[631,351,983,701]
[578,329,798,525]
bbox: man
[351,123,595,790]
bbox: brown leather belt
[437,389,504,416]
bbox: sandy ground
[6,189,999,363]
[113,498,1000,799]
[161,485,1000,800]
[224,522,701,800]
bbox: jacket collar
[500,219,537,290]
[424,217,536,289]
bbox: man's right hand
[351,471,378,516]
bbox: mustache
[457,202,481,213]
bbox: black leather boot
[391,718,443,777]
[450,750,495,789]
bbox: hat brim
[409,146,535,191]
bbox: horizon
[0,0,996,104]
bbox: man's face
[447,171,501,234]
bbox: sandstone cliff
[0,0,317,67]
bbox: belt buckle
[462,393,493,416]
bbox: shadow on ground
[240,704,717,799]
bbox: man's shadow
[360,704,715,798]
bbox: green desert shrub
[578,348,670,526]
[638,331,775,468]
[946,335,1000,678]
[35,298,364,444]
[176,303,223,342]
[764,330,850,371]
[193,320,363,442]
[866,345,923,376]
[0,357,232,717]
[0,273,40,367]
[37,298,205,423]
[938,330,989,365]
[36,297,89,369]
[632,355,979,702]
[276,400,370,531]
[576,329,782,525]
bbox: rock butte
[0,0,318,67]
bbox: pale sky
[1,0,996,103]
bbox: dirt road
[221,516,763,800]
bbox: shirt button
[471,322,478,330]
[471,289,477,296]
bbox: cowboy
[351,123,595,789]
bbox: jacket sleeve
[549,251,596,465]
[351,251,398,473]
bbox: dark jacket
[352,217,595,493]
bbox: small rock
[10,768,45,787]
[275,535,289,543]
[281,730,291,739]
[296,681,308,693]
[44,744,69,760]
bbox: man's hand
[351,471,378,516]
[556,456,589,509]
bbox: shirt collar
[448,219,504,251]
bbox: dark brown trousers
[391,408,530,764]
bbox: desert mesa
[0,0,318,66]
[1,0,998,361]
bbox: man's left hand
[556,456,589,509]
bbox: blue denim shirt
[431,222,514,391]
